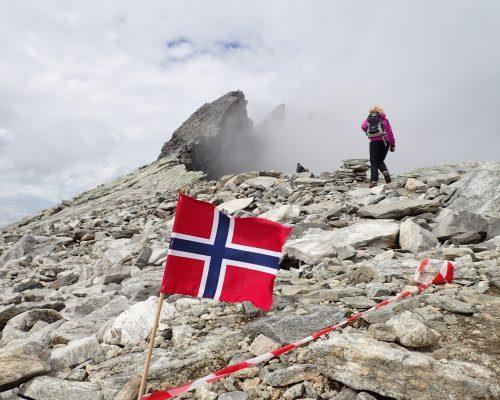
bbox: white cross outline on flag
[168,208,283,300]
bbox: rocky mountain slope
[1,92,499,400]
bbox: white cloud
[1,0,499,226]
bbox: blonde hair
[369,105,384,114]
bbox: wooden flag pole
[137,292,165,400]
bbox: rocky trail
[1,92,499,400]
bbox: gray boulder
[446,162,500,215]
[259,204,301,224]
[425,295,474,314]
[19,376,103,400]
[218,197,254,214]
[426,172,461,188]
[51,336,104,368]
[399,218,438,253]
[0,342,51,390]
[486,216,500,239]
[4,309,62,332]
[386,311,441,348]
[358,199,439,219]
[432,209,488,240]
[262,365,319,387]
[218,392,249,400]
[245,305,345,343]
[0,234,36,266]
[245,176,278,189]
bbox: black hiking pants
[369,141,389,182]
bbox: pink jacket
[361,113,395,144]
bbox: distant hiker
[296,162,306,173]
[361,106,396,188]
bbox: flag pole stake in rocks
[137,193,291,398]
[142,259,454,400]
[137,293,166,400]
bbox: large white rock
[259,205,300,223]
[93,238,142,265]
[248,334,280,356]
[386,311,441,348]
[244,176,278,189]
[346,188,372,199]
[285,220,399,264]
[399,218,438,253]
[103,296,176,346]
[308,333,499,400]
[51,336,104,367]
[218,197,253,214]
[405,178,425,191]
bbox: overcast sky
[1,0,499,226]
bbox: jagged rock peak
[157,90,260,179]
[263,104,285,124]
[255,103,285,134]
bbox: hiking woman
[361,106,396,188]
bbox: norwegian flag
[161,194,292,310]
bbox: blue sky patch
[165,37,191,48]
[216,40,245,50]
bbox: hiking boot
[369,181,377,188]
[382,170,391,184]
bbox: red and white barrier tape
[143,259,454,400]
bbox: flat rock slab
[218,197,254,214]
[358,199,439,219]
[259,204,300,223]
[262,364,319,387]
[244,305,345,344]
[51,336,104,368]
[103,296,176,346]
[19,376,103,400]
[308,332,499,400]
[285,220,399,264]
[218,392,249,400]
[244,176,278,189]
[424,294,474,314]
[292,177,328,186]
[426,172,461,187]
[341,296,376,309]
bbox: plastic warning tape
[143,259,454,400]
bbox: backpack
[366,112,386,138]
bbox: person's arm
[361,120,368,132]
[383,119,395,144]
[383,119,396,151]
